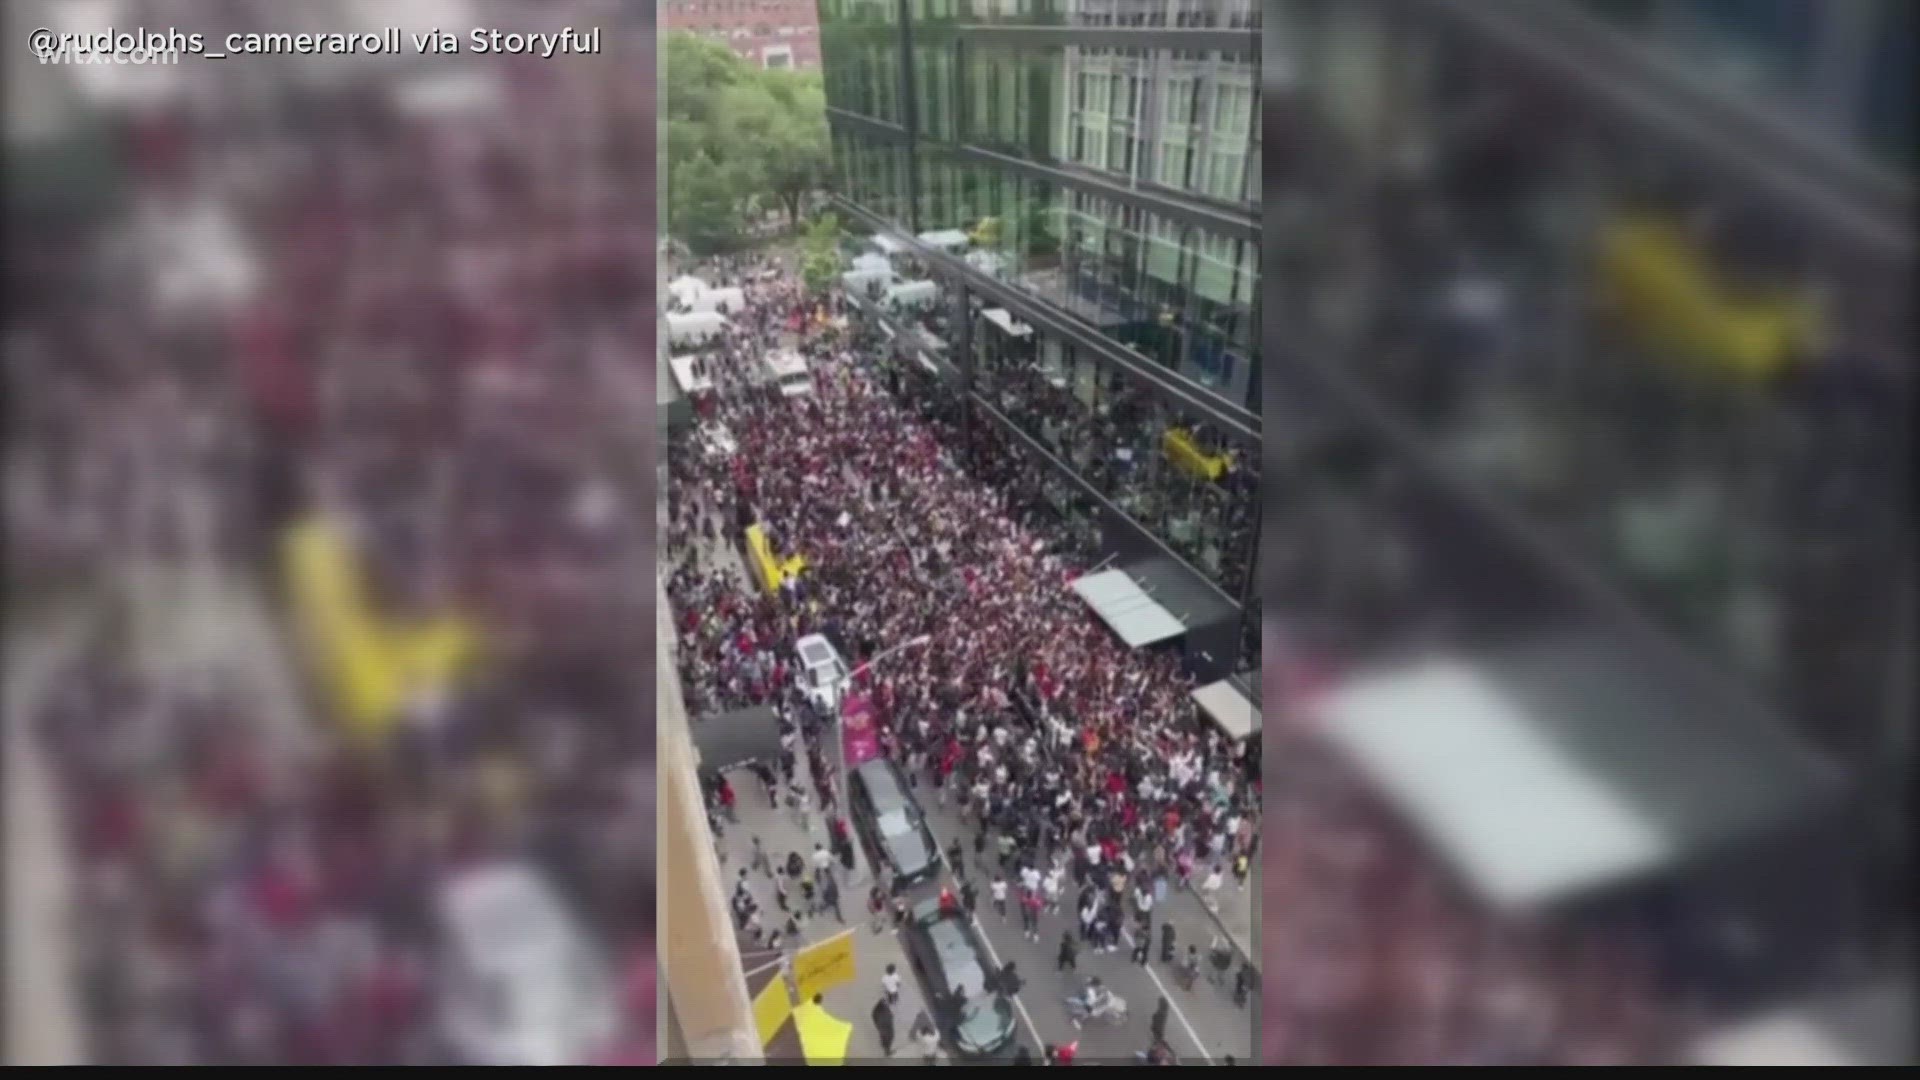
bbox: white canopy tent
[917,229,971,253]
[851,253,891,273]
[870,234,908,256]
[981,308,1032,338]
[1192,680,1261,742]
[1315,635,1834,914]
[667,276,709,307]
[1070,569,1186,648]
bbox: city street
[712,753,957,1063]
[912,787,1256,1065]
[690,534,1255,1065]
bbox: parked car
[847,757,938,892]
[902,898,1018,1058]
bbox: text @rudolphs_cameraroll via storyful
[33,26,603,61]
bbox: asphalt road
[908,789,1256,1066]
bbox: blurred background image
[8,0,657,1066]
[1257,0,1911,1068]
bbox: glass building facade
[820,0,1262,680]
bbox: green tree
[799,213,845,294]
[664,32,832,252]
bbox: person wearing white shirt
[1020,864,1042,894]
[1201,865,1225,911]
[1084,842,1102,868]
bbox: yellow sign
[745,524,808,595]
[282,516,480,743]
[1599,213,1816,381]
[1162,428,1228,482]
[792,929,856,1003]
[752,973,795,1049]
[792,1000,854,1066]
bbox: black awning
[691,704,784,773]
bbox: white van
[884,280,940,314]
[435,863,619,1067]
[842,267,893,297]
[666,311,729,351]
[689,286,747,316]
[763,350,814,398]
[794,633,851,712]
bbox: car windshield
[954,997,1014,1053]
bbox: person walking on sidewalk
[882,963,902,1006]
[822,875,844,922]
[872,997,896,1057]
[946,838,966,880]
[717,775,738,822]
[1150,996,1170,1046]
[990,873,1009,921]
[1056,931,1078,973]
[750,835,769,876]
[912,1011,940,1064]
[1200,863,1224,913]
[868,886,887,933]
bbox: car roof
[926,920,987,998]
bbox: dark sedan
[847,757,939,892]
[901,899,1018,1058]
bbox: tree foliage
[799,213,845,294]
[664,34,831,255]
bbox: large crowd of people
[17,13,656,1066]
[668,246,1686,1065]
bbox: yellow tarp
[282,516,479,744]
[1599,213,1817,381]
[793,929,856,1003]
[745,524,807,595]
[1163,428,1228,482]
[752,973,795,1049]
[791,1001,854,1066]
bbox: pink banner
[840,692,881,768]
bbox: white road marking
[932,848,1046,1054]
[1119,927,1216,1064]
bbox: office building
[820,0,1263,687]
[665,0,822,69]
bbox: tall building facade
[665,0,823,69]
[819,0,1263,685]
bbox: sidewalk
[5,607,95,1067]
[713,750,946,1063]
[1188,868,1257,970]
